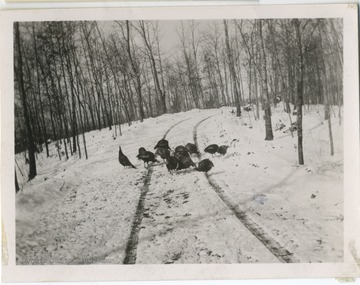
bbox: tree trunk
[15,22,37,180]
[73,61,89,159]
[318,20,335,156]
[95,23,131,127]
[293,19,305,165]
[327,104,335,156]
[259,20,274,141]
[224,20,241,117]
[138,21,167,114]
[125,20,145,122]
[156,30,168,113]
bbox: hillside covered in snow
[15,106,343,264]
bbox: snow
[197,105,343,263]
[16,106,343,264]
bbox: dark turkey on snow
[155,147,170,162]
[177,156,196,171]
[196,159,214,172]
[185,143,199,155]
[204,144,219,156]
[166,156,179,173]
[174,150,190,158]
[217,145,229,155]
[154,139,170,150]
[174,145,190,158]
[176,145,190,153]
[118,146,136,169]
[136,147,147,159]
[137,151,158,168]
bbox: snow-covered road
[135,111,278,263]
[16,107,343,264]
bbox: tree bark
[293,19,305,165]
[224,20,241,117]
[15,22,37,180]
[259,20,274,141]
[138,21,167,114]
[125,20,145,122]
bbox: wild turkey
[196,159,214,172]
[154,139,170,150]
[118,147,136,169]
[155,147,170,162]
[177,156,196,171]
[174,145,190,158]
[166,156,179,173]
[174,149,190,158]
[175,145,187,153]
[137,151,158,168]
[204,144,219,156]
[136,147,147,159]
[217,145,229,155]
[185,143,199,155]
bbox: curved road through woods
[193,116,297,263]
[123,117,190,264]
[129,112,291,264]
[16,110,296,265]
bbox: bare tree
[14,22,37,180]
[223,20,241,117]
[259,20,274,141]
[293,19,305,164]
[136,21,167,114]
[122,20,145,122]
[318,19,335,156]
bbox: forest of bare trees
[14,18,343,183]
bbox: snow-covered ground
[16,105,343,264]
[197,106,343,263]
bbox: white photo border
[1,3,359,282]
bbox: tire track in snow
[123,117,190,264]
[162,118,191,139]
[193,115,298,263]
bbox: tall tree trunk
[293,19,304,165]
[318,20,335,156]
[138,21,167,114]
[125,20,145,122]
[37,56,57,143]
[327,104,335,156]
[73,62,89,159]
[251,31,260,120]
[156,30,168,113]
[80,23,107,130]
[95,24,131,127]
[214,50,226,106]
[223,53,230,106]
[259,20,274,141]
[57,36,74,155]
[80,33,102,130]
[224,20,241,117]
[15,22,37,180]
[144,71,154,117]
[62,34,78,153]
[97,71,112,129]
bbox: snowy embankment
[16,106,343,264]
[197,105,343,263]
[16,109,206,264]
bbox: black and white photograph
[1,3,359,282]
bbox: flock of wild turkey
[118,139,229,173]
